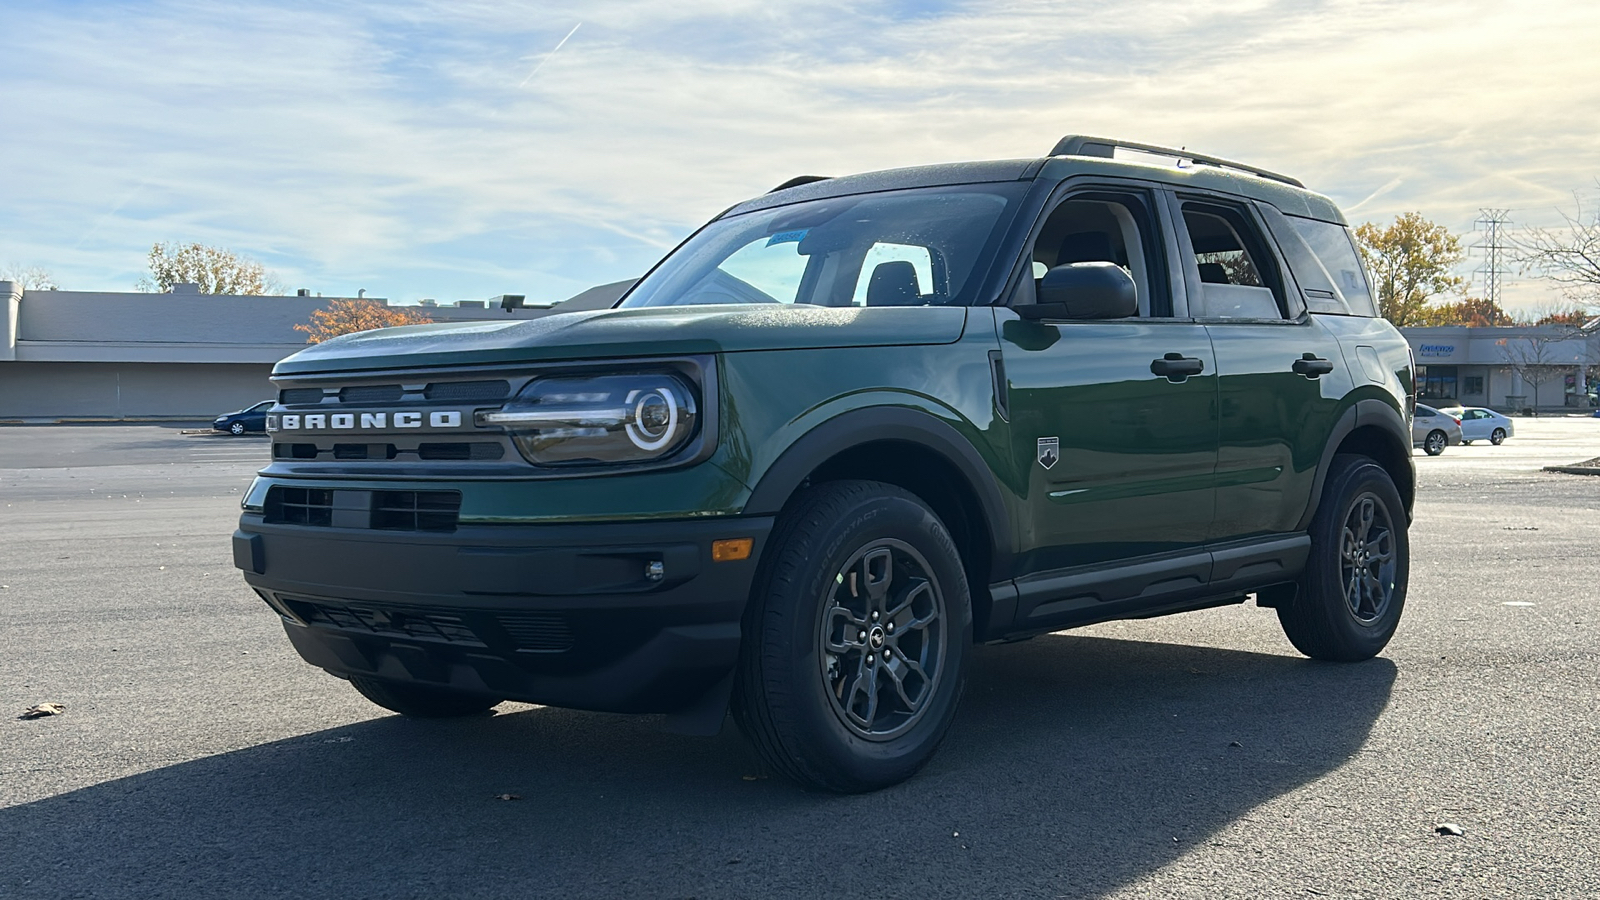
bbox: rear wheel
[1278,455,1408,661]
[733,480,971,793]
[1423,430,1446,455]
[1491,428,1507,445]
[348,676,501,718]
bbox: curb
[1542,466,1600,476]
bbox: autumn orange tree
[1353,213,1466,326]
[296,299,433,343]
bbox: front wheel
[1423,430,1446,455]
[229,421,247,435]
[1491,428,1507,445]
[1277,455,1408,661]
[349,676,501,718]
[733,480,971,793]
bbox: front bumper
[234,514,773,714]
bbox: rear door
[1166,192,1352,541]
[997,181,1218,578]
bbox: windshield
[622,183,1028,309]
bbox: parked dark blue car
[213,400,273,435]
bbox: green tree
[296,299,433,343]
[137,242,281,295]
[1352,213,1466,326]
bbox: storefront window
[1463,375,1484,395]
[1417,365,1458,400]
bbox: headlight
[476,373,699,467]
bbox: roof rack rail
[1048,135,1303,188]
[769,175,831,193]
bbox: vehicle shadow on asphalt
[0,633,1395,899]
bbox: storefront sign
[1418,344,1456,358]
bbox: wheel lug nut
[858,630,867,641]
[871,611,879,621]
[886,622,895,633]
[882,649,892,661]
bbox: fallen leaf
[1435,823,1464,837]
[20,703,66,719]
[495,793,522,801]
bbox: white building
[1399,324,1599,411]
[0,280,633,420]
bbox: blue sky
[2,0,1598,310]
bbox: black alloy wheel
[734,480,971,793]
[818,540,948,741]
[229,421,247,435]
[1491,428,1507,445]
[1278,454,1408,661]
[1423,430,1446,455]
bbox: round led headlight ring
[625,387,680,451]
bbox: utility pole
[1473,208,1512,307]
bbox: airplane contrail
[520,22,582,88]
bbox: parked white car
[1439,406,1514,445]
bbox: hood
[273,304,968,375]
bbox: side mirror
[1015,261,1137,320]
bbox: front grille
[372,491,461,532]
[264,487,334,526]
[425,380,510,402]
[285,599,485,646]
[498,612,575,652]
[340,384,404,404]
[273,442,503,462]
[279,388,326,405]
[262,487,459,532]
[277,379,511,406]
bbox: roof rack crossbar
[1048,135,1303,188]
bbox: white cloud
[1,0,1597,309]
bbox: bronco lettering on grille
[267,410,470,433]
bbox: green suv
[233,135,1414,792]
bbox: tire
[733,480,971,793]
[1423,430,1446,455]
[1461,440,1472,445]
[229,421,246,435]
[1277,455,1408,662]
[1491,428,1506,445]
[348,676,501,718]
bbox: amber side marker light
[712,538,753,562]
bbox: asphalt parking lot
[2,419,1598,899]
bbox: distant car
[1412,404,1463,455]
[1439,406,1514,445]
[213,401,273,435]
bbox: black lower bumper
[234,515,773,714]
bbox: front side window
[622,184,1027,309]
[1024,192,1168,317]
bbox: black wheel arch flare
[741,407,1015,585]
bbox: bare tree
[1,264,60,290]
[1516,190,1600,310]
[1497,326,1585,411]
[137,242,282,295]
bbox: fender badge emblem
[1037,436,1059,470]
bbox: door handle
[1150,353,1204,382]
[1292,354,1334,377]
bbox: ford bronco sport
[234,135,1415,792]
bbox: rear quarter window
[1285,216,1378,317]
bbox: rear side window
[1285,216,1377,317]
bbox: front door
[997,185,1219,576]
